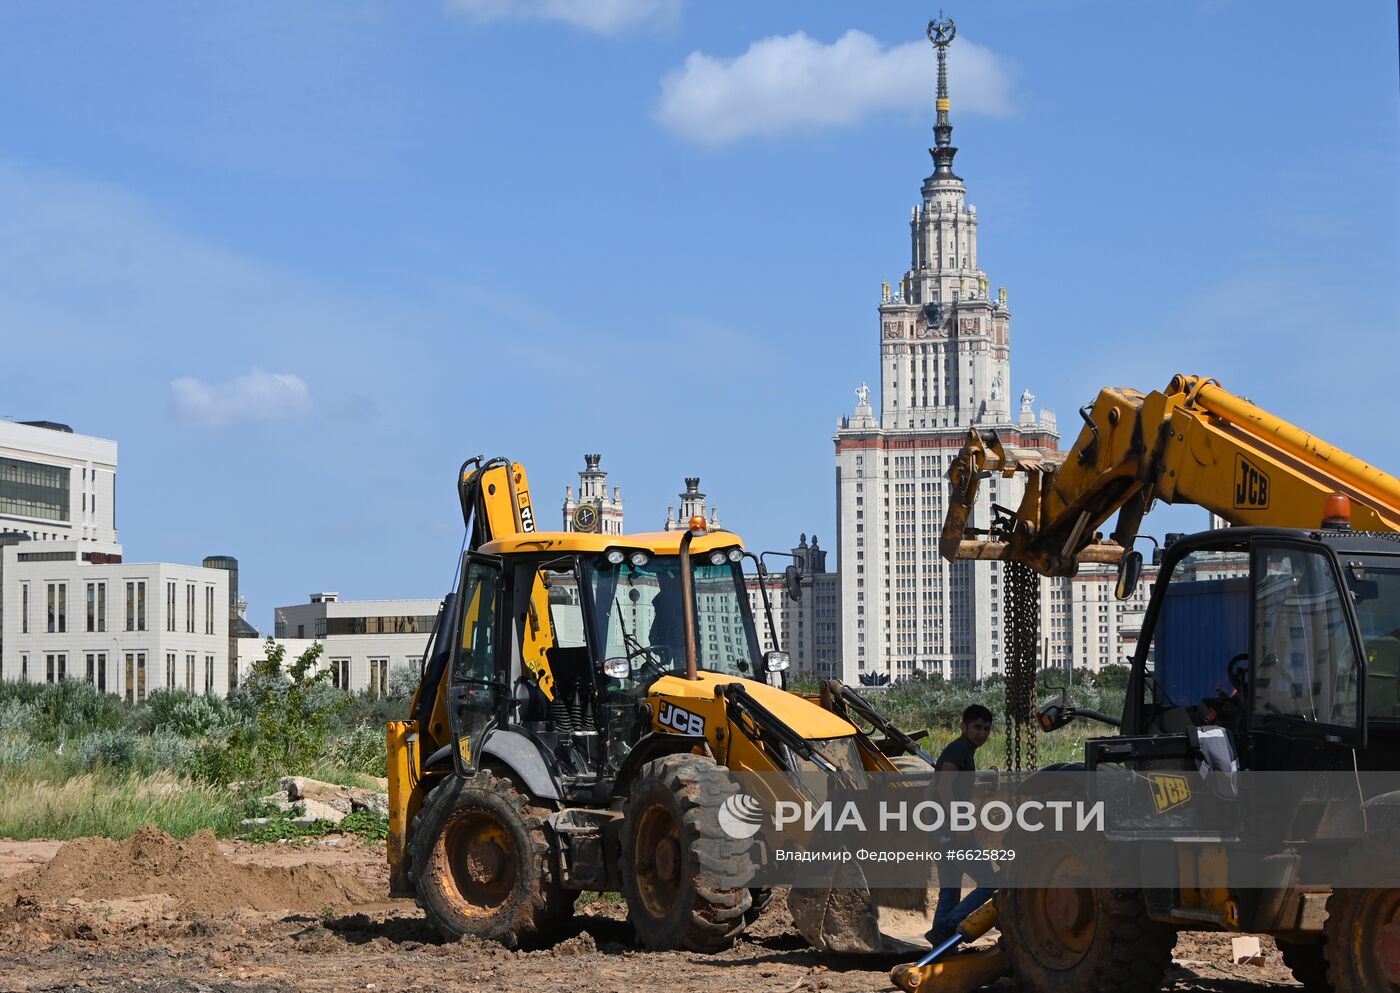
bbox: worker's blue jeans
[933,837,997,933]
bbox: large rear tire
[409,772,575,948]
[620,753,754,952]
[1325,886,1400,993]
[998,839,1173,993]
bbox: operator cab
[1108,526,1400,774]
[446,531,768,803]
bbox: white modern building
[0,419,232,696]
[239,592,444,695]
[1041,561,1157,675]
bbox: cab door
[1248,539,1367,750]
[449,552,504,776]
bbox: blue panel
[1156,577,1250,706]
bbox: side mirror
[784,564,802,602]
[1115,549,1143,600]
[1037,701,1072,732]
[763,650,790,673]
[602,657,631,679]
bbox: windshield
[1349,563,1400,721]
[587,556,763,681]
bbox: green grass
[0,767,247,841]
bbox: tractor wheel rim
[1355,889,1400,988]
[444,813,517,913]
[1027,849,1096,967]
[635,803,683,918]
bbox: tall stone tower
[834,15,1059,684]
[664,477,721,531]
[562,453,624,534]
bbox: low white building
[0,420,232,697]
[237,592,444,695]
[1,538,230,697]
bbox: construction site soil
[0,828,1303,993]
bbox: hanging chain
[1003,561,1040,771]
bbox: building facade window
[86,582,102,632]
[205,586,215,635]
[186,654,195,692]
[186,584,195,633]
[47,583,66,633]
[21,583,28,634]
[369,658,389,697]
[0,456,70,522]
[331,658,350,691]
[166,653,176,690]
[204,656,214,694]
[137,581,146,632]
[126,582,135,631]
[20,654,28,682]
[167,581,176,632]
[46,653,66,683]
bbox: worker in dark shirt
[927,703,996,944]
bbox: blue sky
[0,1,1395,626]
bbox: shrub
[26,680,129,743]
[75,729,141,770]
[0,735,39,766]
[241,638,350,778]
[0,698,34,734]
[388,661,419,699]
[333,723,388,778]
[140,731,198,770]
[142,689,234,737]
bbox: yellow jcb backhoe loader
[386,456,937,955]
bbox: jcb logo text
[1234,455,1270,509]
[658,702,705,736]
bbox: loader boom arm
[942,373,1400,576]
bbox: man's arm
[936,759,959,805]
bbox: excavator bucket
[787,873,938,954]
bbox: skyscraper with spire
[833,16,1060,684]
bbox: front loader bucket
[787,868,936,954]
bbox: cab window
[1252,544,1360,728]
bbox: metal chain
[1002,561,1039,770]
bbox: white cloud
[170,369,312,427]
[446,0,681,35]
[655,29,1014,145]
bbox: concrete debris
[260,792,298,814]
[279,777,389,818]
[1230,935,1264,966]
[347,788,390,817]
[294,798,347,824]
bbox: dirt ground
[0,829,1304,993]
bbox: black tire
[998,839,1174,993]
[1324,886,1400,993]
[1278,938,1330,992]
[409,771,575,948]
[619,753,754,952]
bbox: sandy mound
[1,825,379,913]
